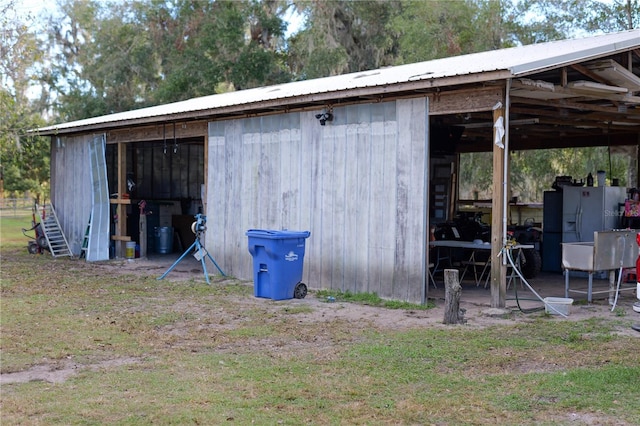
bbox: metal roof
[38,29,640,134]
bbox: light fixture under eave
[315,110,333,126]
[462,118,539,128]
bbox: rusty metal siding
[206,98,428,302]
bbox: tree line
[1,0,638,202]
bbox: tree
[515,0,638,37]
[44,0,162,120]
[0,1,50,201]
[391,0,498,64]
[44,0,294,120]
[287,0,400,78]
[1,1,44,104]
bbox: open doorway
[105,137,205,258]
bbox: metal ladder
[80,215,91,259]
[35,203,73,258]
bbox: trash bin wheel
[294,282,307,299]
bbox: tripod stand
[157,214,225,284]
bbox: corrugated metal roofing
[39,29,640,133]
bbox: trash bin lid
[246,229,310,239]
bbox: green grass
[316,288,434,310]
[1,215,640,425]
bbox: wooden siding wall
[51,134,97,255]
[207,98,428,302]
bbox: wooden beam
[109,199,132,205]
[427,86,504,115]
[510,94,640,115]
[570,63,613,86]
[107,121,208,144]
[490,105,507,308]
[508,106,640,125]
[511,82,640,106]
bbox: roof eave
[33,70,512,137]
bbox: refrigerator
[542,191,563,272]
[562,186,626,243]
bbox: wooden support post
[443,269,465,324]
[139,213,147,259]
[116,143,127,258]
[490,105,507,308]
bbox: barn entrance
[105,137,205,258]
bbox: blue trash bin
[246,229,311,300]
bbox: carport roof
[37,29,640,136]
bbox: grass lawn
[1,213,640,425]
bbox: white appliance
[562,186,626,243]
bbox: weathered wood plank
[368,106,386,297]
[394,101,412,297]
[406,98,428,302]
[107,121,207,144]
[354,107,372,294]
[299,112,315,287]
[331,116,347,291]
[225,120,248,276]
[319,118,335,289]
[307,111,324,287]
[427,87,504,115]
[380,103,399,298]
[343,110,359,293]
[206,121,227,270]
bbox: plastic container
[543,297,573,315]
[246,229,311,300]
[125,241,136,259]
[155,226,174,254]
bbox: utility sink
[561,242,594,271]
[561,230,639,302]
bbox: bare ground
[2,254,639,386]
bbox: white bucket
[126,241,136,259]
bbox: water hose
[501,245,568,318]
[610,236,626,312]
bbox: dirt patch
[0,357,140,385]
[86,255,640,335]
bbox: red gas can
[637,233,640,301]
[637,232,640,276]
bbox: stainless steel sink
[561,230,639,302]
[561,242,594,271]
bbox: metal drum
[155,226,174,254]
